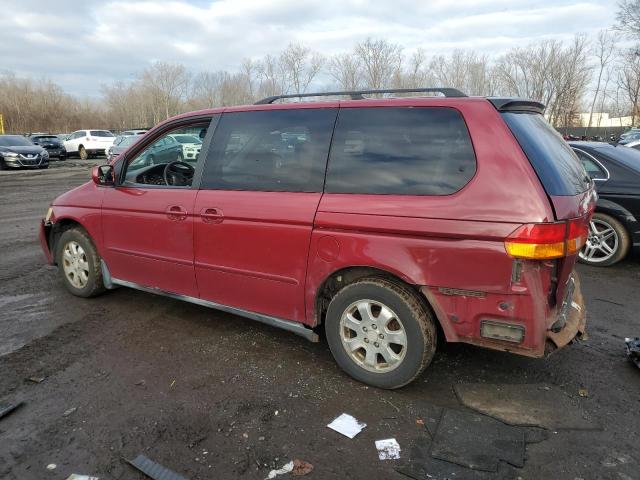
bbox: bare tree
[354,38,402,90]
[618,46,640,126]
[616,0,640,38]
[141,62,190,123]
[328,53,362,90]
[279,43,324,94]
[586,30,616,130]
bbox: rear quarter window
[325,107,476,195]
[501,112,590,196]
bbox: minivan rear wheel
[325,278,437,389]
[578,213,630,267]
[56,228,106,297]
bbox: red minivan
[40,88,594,388]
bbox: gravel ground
[0,161,638,480]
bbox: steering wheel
[163,161,195,186]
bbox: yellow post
[0,113,4,134]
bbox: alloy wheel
[339,299,407,373]
[580,219,619,264]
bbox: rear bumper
[421,270,587,358]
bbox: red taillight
[505,217,589,260]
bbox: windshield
[502,112,590,196]
[172,135,202,144]
[90,130,114,137]
[0,135,34,147]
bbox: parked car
[618,129,640,145]
[40,88,594,389]
[107,135,141,161]
[64,130,115,159]
[134,134,183,166]
[121,129,148,136]
[0,135,49,169]
[169,133,202,161]
[570,142,640,266]
[57,133,71,142]
[29,134,67,159]
[623,138,640,150]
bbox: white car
[169,134,203,161]
[64,130,115,160]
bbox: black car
[29,134,66,159]
[569,142,640,266]
[0,135,49,170]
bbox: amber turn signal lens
[504,217,589,260]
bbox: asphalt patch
[454,383,597,430]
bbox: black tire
[79,146,88,161]
[0,158,6,170]
[56,228,106,298]
[578,212,630,267]
[325,277,437,389]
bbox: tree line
[2,2,640,134]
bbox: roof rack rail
[254,87,467,105]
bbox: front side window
[122,123,210,187]
[325,107,477,195]
[201,109,337,192]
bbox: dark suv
[40,88,594,389]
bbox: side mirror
[92,165,115,186]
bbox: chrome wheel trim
[339,299,407,373]
[579,219,619,263]
[62,241,90,289]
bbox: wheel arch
[48,217,92,265]
[312,265,441,334]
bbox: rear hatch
[90,131,115,146]
[499,104,596,305]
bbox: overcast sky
[0,0,619,96]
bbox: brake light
[505,218,589,260]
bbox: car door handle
[166,205,188,221]
[200,207,224,224]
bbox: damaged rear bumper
[545,274,587,353]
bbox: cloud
[0,0,617,96]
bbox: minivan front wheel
[325,278,437,389]
[56,228,105,297]
[579,213,630,266]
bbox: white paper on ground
[65,476,99,480]
[265,460,294,479]
[375,438,401,460]
[327,413,367,439]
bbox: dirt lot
[0,161,639,480]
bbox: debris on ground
[27,375,46,383]
[265,460,293,479]
[327,413,366,439]
[625,337,640,368]
[0,401,24,420]
[291,458,314,476]
[62,407,77,417]
[431,408,525,472]
[454,383,597,430]
[578,388,589,398]
[46,464,57,470]
[415,418,424,426]
[376,438,401,460]
[127,454,189,480]
[65,475,99,480]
